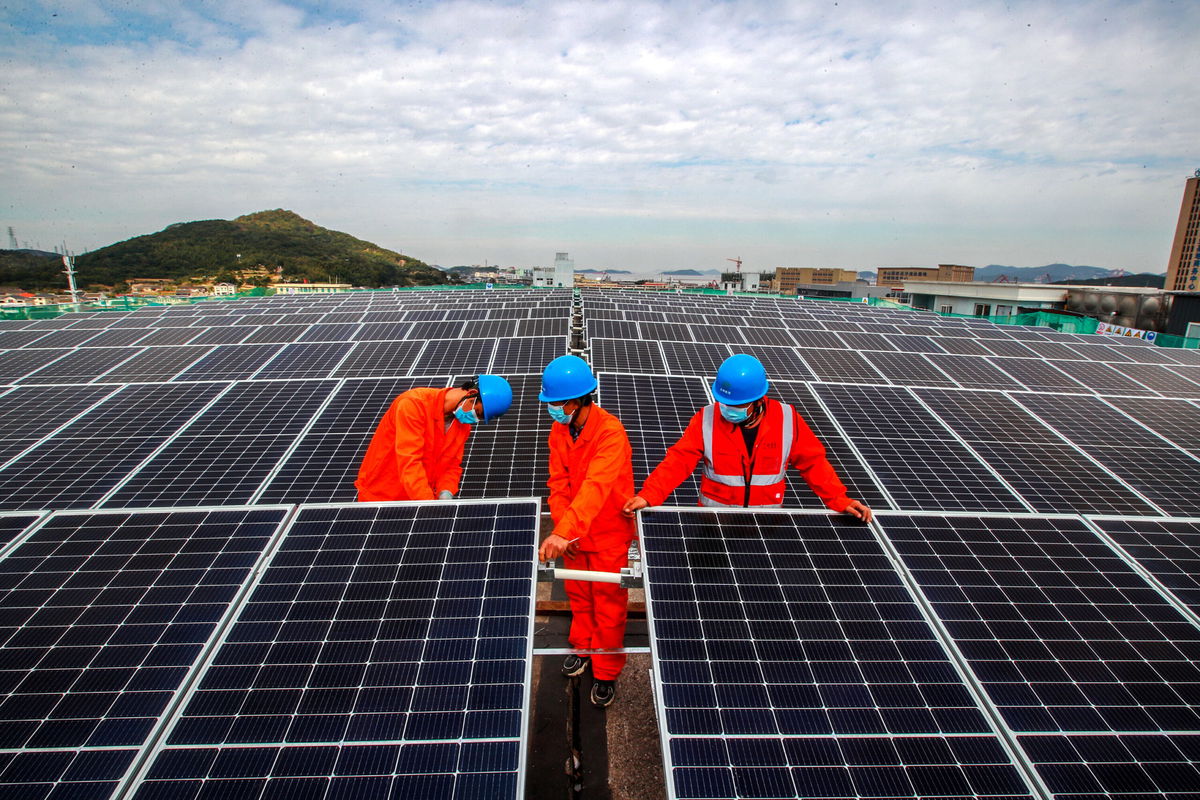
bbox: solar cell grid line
[820,319,866,333]
[589,338,666,373]
[859,350,959,388]
[128,499,538,800]
[1086,517,1200,624]
[1107,344,1185,365]
[130,328,206,347]
[186,326,260,346]
[660,341,733,378]
[411,338,496,376]
[0,330,54,348]
[407,320,467,341]
[768,381,893,511]
[587,319,640,341]
[977,340,1043,359]
[873,512,1200,800]
[982,357,1094,394]
[787,330,846,350]
[924,353,1027,391]
[596,373,709,506]
[465,318,519,340]
[1021,341,1088,361]
[639,508,1040,800]
[169,380,339,438]
[687,324,746,345]
[17,347,144,386]
[333,340,425,379]
[0,505,291,800]
[639,321,694,343]
[794,347,890,385]
[0,511,44,555]
[812,385,1031,513]
[489,336,565,374]
[250,341,356,381]
[0,348,76,384]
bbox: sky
[1,0,1198,274]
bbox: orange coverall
[355,387,471,501]
[547,405,636,681]
[639,398,852,510]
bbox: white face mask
[719,403,749,423]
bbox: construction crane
[726,257,742,273]
[991,274,1013,283]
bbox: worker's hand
[564,538,580,559]
[539,534,571,562]
[437,490,454,500]
[843,500,873,523]
[621,495,650,518]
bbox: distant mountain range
[661,269,720,276]
[577,268,633,275]
[977,263,1144,282]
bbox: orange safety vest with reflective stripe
[355,387,471,501]
[639,398,852,510]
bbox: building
[532,252,575,288]
[1064,285,1172,332]
[904,280,1067,316]
[775,267,859,295]
[720,271,769,293]
[274,282,352,294]
[1165,292,1200,340]
[877,264,974,289]
[1165,170,1200,292]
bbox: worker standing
[355,375,512,501]
[622,354,872,520]
[537,355,635,708]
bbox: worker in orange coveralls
[622,354,872,521]
[536,355,635,708]
[355,375,512,501]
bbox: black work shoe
[562,654,589,677]
[590,680,616,708]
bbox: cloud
[2,0,1198,270]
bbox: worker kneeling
[623,354,872,520]
[536,355,635,708]
[356,374,513,501]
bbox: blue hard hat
[476,374,512,422]
[712,354,769,405]
[539,355,597,402]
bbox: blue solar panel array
[3,285,1200,798]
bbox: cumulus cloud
[2,0,1197,270]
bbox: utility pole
[62,247,81,305]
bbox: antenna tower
[61,244,81,305]
[7,227,16,250]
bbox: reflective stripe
[751,403,794,484]
[701,404,739,485]
[700,494,782,508]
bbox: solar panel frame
[128,499,538,800]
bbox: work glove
[438,490,454,500]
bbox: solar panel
[640,508,1037,800]
[173,344,285,382]
[186,326,258,346]
[1104,396,1200,453]
[660,341,732,378]
[489,336,563,373]
[355,321,414,341]
[333,340,425,378]
[248,342,353,380]
[859,350,957,387]
[1108,363,1200,398]
[0,506,289,799]
[740,326,796,347]
[18,348,141,385]
[130,500,537,800]
[245,324,311,344]
[814,385,1029,512]
[1012,393,1200,516]
[924,353,1026,391]
[735,345,813,380]
[0,385,118,464]
[688,324,746,345]
[596,373,709,505]
[457,375,551,499]
[794,347,886,384]
[411,339,496,376]
[589,338,666,373]
[983,357,1092,394]
[769,382,892,511]
[875,512,1200,799]
[298,322,361,342]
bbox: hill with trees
[0,210,445,291]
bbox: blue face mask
[719,403,749,424]
[454,403,479,425]
[547,403,572,424]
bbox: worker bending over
[537,355,635,708]
[622,354,872,520]
[356,375,513,501]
